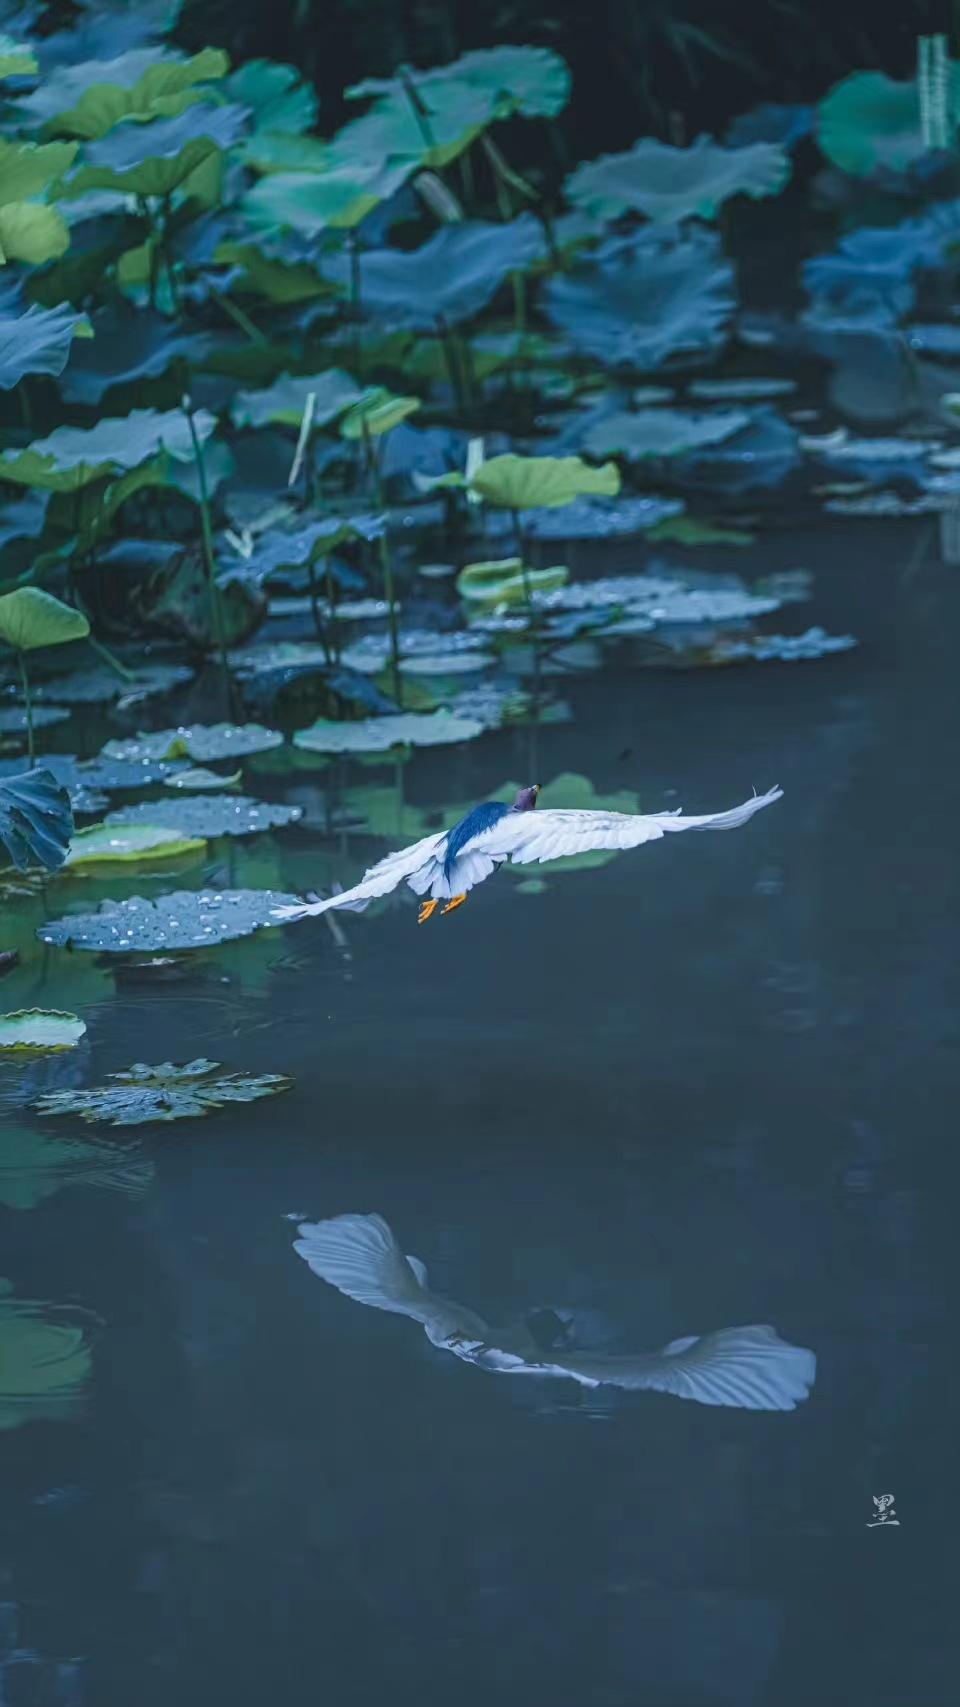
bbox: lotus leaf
[818,68,960,176]
[242,158,413,235]
[57,307,216,404]
[107,795,302,838]
[726,103,813,148]
[545,228,735,371]
[566,136,790,223]
[583,408,751,461]
[0,1283,93,1430]
[521,495,684,539]
[227,59,318,135]
[0,303,90,391]
[163,767,241,791]
[328,80,494,174]
[0,705,71,733]
[457,558,569,605]
[0,588,90,651]
[0,203,70,268]
[0,1010,86,1051]
[322,217,546,331]
[688,378,797,400]
[469,453,619,509]
[33,1057,293,1126]
[682,408,800,491]
[0,768,74,870]
[293,711,484,753]
[65,822,206,864]
[245,515,384,580]
[101,723,284,763]
[348,45,570,122]
[339,387,421,438]
[23,47,228,139]
[232,369,362,429]
[37,888,300,952]
[0,139,78,206]
[0,491,51,548]
[36,662,193,705]
[0,408,216,490]
[70,103,245,197]
[0,36,37,79]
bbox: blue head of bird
[513,783,541,812]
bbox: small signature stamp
[866,1493,900,1528]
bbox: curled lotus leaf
[0,768,74,871]
[36,888,301,953]
[33,1057,294,1127]
[0,1010,86,1052]
[340,387,422,439]
[293,710,485,753]
[106,795,303,839]
[566,135,790,223]
[457,558,569,605]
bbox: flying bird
[293,1213,816,1411]
[272,781,782,925]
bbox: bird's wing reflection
[294,1214,816,1411]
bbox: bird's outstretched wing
[461,786,782,867]
[272,831,445,921]
[472,1323,815,1411]
[293,1213,488,1343]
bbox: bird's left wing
[272,830,445,920]
[462,786,782,868]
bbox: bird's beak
[533,783,541,794]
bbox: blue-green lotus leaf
[347,45,570,121]
[0,491,50,548]
[726,103,812,148]
[818,67,960,176]
[70,103,245,196]
[232,369,362,429]
[106,794,302,839]
[227,59,318,135]
[583,407,750,460]
[566,135,790,223]
[243,515,384,581]
[293,710,484,753]
[0,35,38,79]
[329,79,494,174]
[0,705,71,733]
[322,216,546,331]
[35,662,192,704]
[33,1057,293,1125]
[241,158,413,235]
[36,888,299,953]
[545,228,735,371]
[680,408,800,492]
[0,303,89,391]
[58,306,216,404]
[21,46,228,139]
[521,495,684,539]
[0,138,79,205]
[0,407,215,489]
[101,723,284,763]
[0,768,73,872]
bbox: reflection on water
[293,1212,816,1409]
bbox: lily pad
[0,1282,93,1430]
[0,588,90,652]
[0,704,71,733]
[322,217,547,331]
[545,227,735,371]
[0,768,74,871]
[64,823,206,865]
[818,67,960,176]
[101,723,285,763]
[0,1010,86,1052]
[293,710,484,753]
[470,453,620,509]
[70,102,246,197]
[520,495,683,539]
[688,377,797,401]
[24,46,228,139]
[163,767,241,791]
[348,45,570,122]
[583,408,751,461]
[33,1057,293,1127]
[0,408,216,491]
[107,795,302,839]
[37,888,301,953]
[400,651,496,676]
[457,558,569,605]
[35,662,193,705]
[566,135,790,223]
[232,369,362,429]
[0,303,89,391]
[339,387,421,439]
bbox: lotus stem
[349,235,363,376]
[368,443,402,707]
[210,287,268,346]
[86,634,137,683]
[182,392,235,716]
[288,390,317,491]
[16,650,34,768]
[325,559,341,663]
[398,65,438,153]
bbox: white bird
[293,1213,816,1411]
[272,780,783,925]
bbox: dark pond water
[1,517,956,1706]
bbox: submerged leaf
[0,1010,86,1051]
[33,1057,293,1127]
[37,888,301,953]
[293,710,484,753]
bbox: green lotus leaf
[339,387,421,439]
[0,303,90,391]
[330,80,494,173]
[100,723,284,763]
[64,823,206,865]
[33,1057,293,1127]
[69,104,244,198]
[293,710,484,753]
[242,158,412,234]
[469,453,620,509]
[456,558,569,605]
[0,408,215,490]
[232,368,361,429]
[0,588,90,652]
[38,47,229,141]
[818,67,960,175]
[227,59,318,134]
[0,203,70,268]
[0,1009,86,1051]
[238,131,331,174]
[37,888,300,952]
[163,766,242,791]
[567,135,790,223]
[106,794,302,839]
[214,241,333,303]
[582,407,751,460]
[347,45,570,122]
[0,35,38,79]
[0,1283,93,1429]
[0,139,79,206]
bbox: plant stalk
[182,393,234,715]
[16,650,34,767]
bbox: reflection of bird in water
[273,781,782,925]
[293,1214,816,1411]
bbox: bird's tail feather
[293,1213,429,1314]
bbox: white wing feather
[463,786,783,868]
[272,830,445,920]
[293,1213,488,1343]
[508,1324,816,1410]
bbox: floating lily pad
[37,888,301,953]
[64,823,206,865]
[101,723,285,763]
[688,377,797,401]
[583,408,751,461]
[33,1057,293,1127]
[293,710,484,754]
[163,767,241,791]
[0,705,71,733]
[400,651,496,676]
[0,408,216,491]
[520,496,683,539]
[107,795,302,839]
[0,1010,86,1052]
[0,1281,94,1430]
[566,136,790,223]
[35,662,193,705]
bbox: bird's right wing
[272,831,445,920]
[293,1213,488,1342]
[509,1324,816,1410]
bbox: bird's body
[272,781,783,925]
[293,1213,816,1411]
